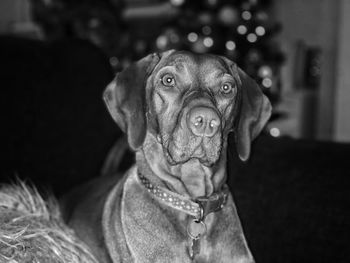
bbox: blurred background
[1,0,349,142]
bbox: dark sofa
[1,36,349,263]
[0,36,122,194]
[228,135,350,263]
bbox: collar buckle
[194,188,229,219]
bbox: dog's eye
[221,83,234,94]
[161,74,176,87]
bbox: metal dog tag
[189,238,201,259]
[187,219,206,259]
[187,219,207,239]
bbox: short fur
[63,50,271,263]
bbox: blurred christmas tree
[31,0,284,105]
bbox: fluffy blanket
[0,182,97,263]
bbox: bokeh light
[225,40,236,51]
[237,25,248,35]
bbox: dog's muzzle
[163,102,222,166]
[186,106,221,138]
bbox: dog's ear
[103,53,160,150]
[235,67,272,161]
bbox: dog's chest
[119,170,191,262]
[109,168,253,263]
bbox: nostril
[209,119,219,128]
[194,116,203,127]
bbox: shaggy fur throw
[0,182,97,263]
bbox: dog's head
[104,50,271,165]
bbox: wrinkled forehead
[155,51,236,80]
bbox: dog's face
[147,51,240,166]
[104,50,271,165]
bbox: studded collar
[138,172,229,220]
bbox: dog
[63,50,271,263]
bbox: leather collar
[138,172,229,220]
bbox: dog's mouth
[169,141,221,167]
[161,128,223,167]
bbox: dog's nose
[187,106,220,137]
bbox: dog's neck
[136,132,227,198]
